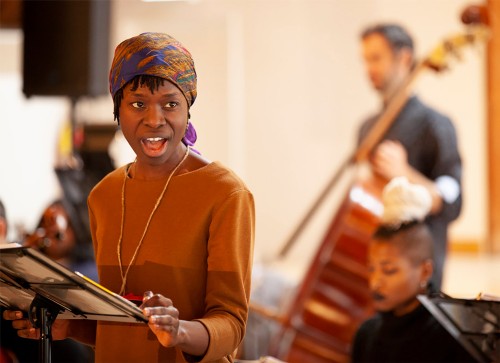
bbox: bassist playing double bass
[357,23,462,291]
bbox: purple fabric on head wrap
[109,32,198,148]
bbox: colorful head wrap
[109,32,198,147]
[109,32,197,105]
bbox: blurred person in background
[0,198,94,363]
[350,177,474,362]
[357,23,462,290]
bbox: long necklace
[117,146,190,295]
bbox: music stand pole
[40,306,52,363]
[29,294,62,363]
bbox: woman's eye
[382,267,398,275]
[131,101,144,108]
[164,102,178,108]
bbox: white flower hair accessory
[381,177,432,228]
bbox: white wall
[0,0,486,280]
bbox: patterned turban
[109,32,197,106]
[109,32,198,147]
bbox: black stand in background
[419,294,500,363]
[0,244,147,363]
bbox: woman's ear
[420,259,434,285]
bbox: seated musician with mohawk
[350,177,475,363]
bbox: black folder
[418,294,499,363]
[0,243,147,323]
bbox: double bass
[260,6,489,363]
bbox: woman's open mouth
[141,137,168,157]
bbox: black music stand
[418,294,500,363]
[0,244,147,363]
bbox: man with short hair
[358,23,463,290]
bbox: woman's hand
[141,292,180,348]
[2,309,70,340]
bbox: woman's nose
[369,271,382,290]
[144,105,166,127]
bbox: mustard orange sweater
[88,161,255,362]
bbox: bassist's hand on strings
[370,139,444,215]
[370,140,410,181]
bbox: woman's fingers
[149,313,178,325]
[17,326,39,339]
[140,293,172,308]
[11,318,32,330]
[2,310,40,340]
[2,310,23,320]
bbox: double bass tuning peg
[461,4,489,27]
